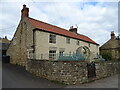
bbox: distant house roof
[100,32,120,50]
[27,17,99,45]
[0,36,11,43]
[100,39,120,50]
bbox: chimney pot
[70,26,73,29]
[69,26,77,34]
[5,36,7,39]
[111,31,115,40]
[23,4,26,8]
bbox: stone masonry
[26,60,120,85]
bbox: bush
[101,53,112,61]
[117,58,120,61]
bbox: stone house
[0,36,10,56]
[7,5,99,67]
[100,32,120,60]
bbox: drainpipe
[32,29,36,59]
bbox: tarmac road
[2,63,65,88]
[0,61,2,90]
[2,63,119,89]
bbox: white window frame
[59,51,64,56]
[27,49,34,59]
[77,40,79,45]
[88,43,91,47]
[49,50,56,60]
[49,34,56,43]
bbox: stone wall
[26,59,120,85]
[95,61,120,79]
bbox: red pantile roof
[27,17,98,45]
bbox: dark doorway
[87,62,96,78]
[2,56,10,63]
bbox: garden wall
[26,59,120,85]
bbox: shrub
[117,58,120,61]
[101,53,112,61]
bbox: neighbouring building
[0,36,10,56]
[7,5,99,67]
[100,32,120,60]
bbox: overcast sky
[0,0,119,46]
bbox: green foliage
[117,58,120,61]
[101,53,112,61]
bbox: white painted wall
[34,30,99,60]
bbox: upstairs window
[49,34,56,43]
[66,37,70,44]
[88,43,91,47]
[77,40,79,45]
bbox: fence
[35,53,86,61]
[29,53,105,61]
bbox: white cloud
[1,0,119,2]
[0,1,118,46]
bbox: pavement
[2,62,119,89]
[66,74,119,88]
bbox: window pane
[59,51,64,56]
[49,50,56,60]
[66,37,70,44]
[88,43,90,47]
[77,40,79,45]
[49,34,56,43]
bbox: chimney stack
[5,36,7,39]
[69,26,78,34]
[21,4,29,18]
[111,31,115,40]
